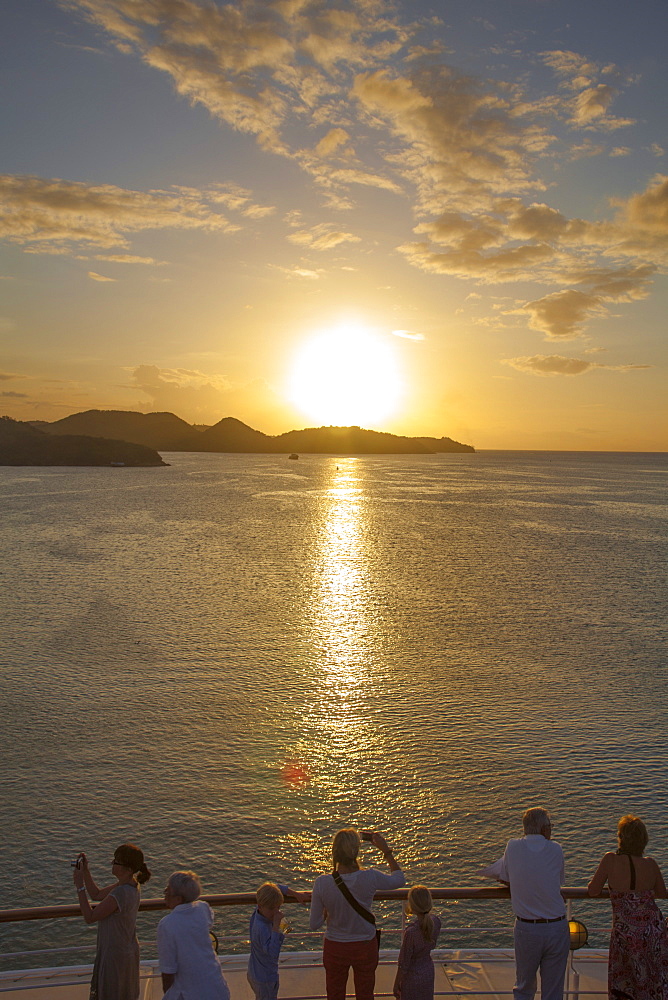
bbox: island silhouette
[29,409,475,455]
[0,416,167,467]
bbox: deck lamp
[568,919,589,950]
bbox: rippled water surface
[1,451,666,962]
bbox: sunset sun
[287,323,403,428]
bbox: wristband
[77,886,87,894]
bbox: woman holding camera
[73,843,151,1000]
[309,829,405,1000]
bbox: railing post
[565,898,580,1000]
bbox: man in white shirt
[482,807,570,1000]
[157,870,230,1000]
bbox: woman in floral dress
[588,815,668,999]
[393,886,441,1000]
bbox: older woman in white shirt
[310,829,405,1000]
[157,871,230,1000]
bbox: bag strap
[332,871,376,926]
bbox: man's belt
[516,915,566,923]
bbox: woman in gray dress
[73,843,152,1000]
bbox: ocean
[1,450,666,964]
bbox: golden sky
[1,0,667,449]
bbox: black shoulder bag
[332,871,381,949]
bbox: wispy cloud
[287,223,361,251]
[392,329,424,341]
[272,265,322,279]
[540,50,634,130]
[0,174,239,252]
[87,271,117,282]
[94,253,165,265]
[502,354,652,376]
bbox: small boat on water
[288,453,299,460]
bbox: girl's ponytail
[407,885,435,942]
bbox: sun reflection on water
[311,459,372,691]
[287,457,392,821]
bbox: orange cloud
[503,354,651,376]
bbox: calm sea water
[1,450,666,965]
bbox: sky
[1,0,666,450]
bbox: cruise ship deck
[0,887,610,998]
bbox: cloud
[620,173,668,234]
[398,239,556,283]
[62,0,408,170]
[315,128,351,157]
[521,290,604,340]
[129,364,233,419]
[540,50,634,130]
[1,390,28,398]
[392,329,424,341]
[88,271,117,282]
[272,265,322,279]
[206,182,275,218]
[128,363,287,426]
[0,174,238,252]
[503,354,651,376]
[95,253,165,265]
[55,1,664,348]
[287,223,361,251]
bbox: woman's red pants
[323,936,379,1000]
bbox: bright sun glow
[288,322,403,427]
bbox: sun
[287,322,403,427]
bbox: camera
[361,831,374,842]
[71,854,84,869]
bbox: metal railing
[0,885,608,923]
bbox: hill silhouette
[196,416,274,452]
[0,417,167,466]
[39,409,199,450]
[29,409,475,454]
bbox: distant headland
[0,416,168,467]
[28,409,475,456]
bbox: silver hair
[168,870,202,903]
[523,807,552,835]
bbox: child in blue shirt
[247,882,305,1000]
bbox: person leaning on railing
[479,807,569,1000]
[72,843,151,1000]
[587,814,668,1000]
[309,828,405,1000]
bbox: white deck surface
[0,948,609,998]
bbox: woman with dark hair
[73,843,152,1000]
[309,828,405,1000]
[588,815,668,999]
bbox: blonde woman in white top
[309,828,405,1000]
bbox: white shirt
[491,835,566,920]
[310,867,406,942]
[157,900,230,1000]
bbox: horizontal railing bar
[0,886,609,924]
